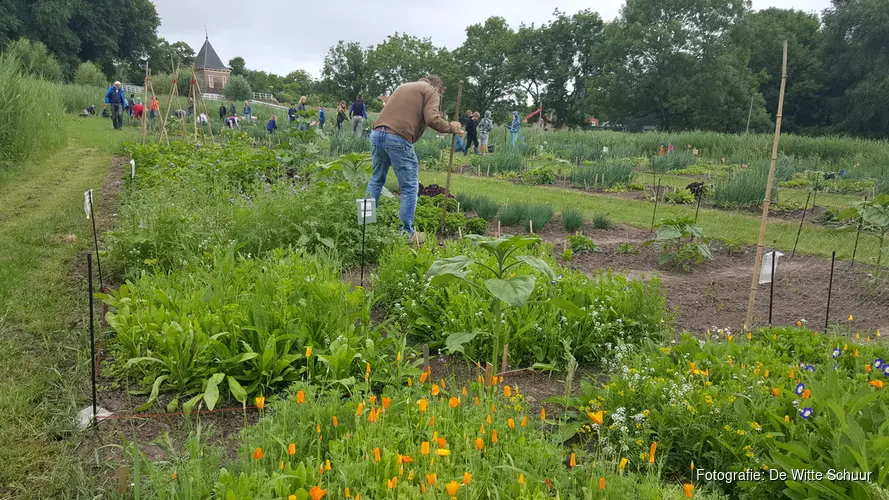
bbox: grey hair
[420,75,445,93]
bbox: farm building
[194,35,230,95]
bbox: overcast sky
[153,0,832,78]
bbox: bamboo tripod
[745,40,788,328]
[157,64,182,145]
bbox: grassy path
[420,172,884,263]
[0,118,137,498]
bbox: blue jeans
[511,131,518,145]
[366,129,418,234]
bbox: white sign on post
[356,198,377,225]
[759,251,784,284]
[84,189,93,219]
[130,159,136,179]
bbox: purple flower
[883,365,889,377]
[875,358,884,370]
[795,383,805,396]
[800,407,813,419]
[831,348,841,359]
[805,364,816,372]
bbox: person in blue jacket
[288,103,296,123]
[318,106,326,130]
[104,81,128,130]
[509,111,520,146]
[267,115,278,133]
[243,100,252,121]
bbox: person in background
[149,96,159,121]
[365,75,463,236]
[131,99,145,120]
[318,106,326,130]
[128,93,136,117]
[229,102,236,117]
[219,103,227,121]
[297,96,307,112]
[225,113,240,129]
[478,110,493,153]
[668,143,675,154]
[464,111,480,156]
[198,112,209,125]
[267,115,278,133]
[187,97,194,117]
[350,94,368,137]
[243,100,252,121]
[509,111,520,146]
[85,104,96,115]
[288,103,296,123]
[336,101,348,134]
[103,81,128,130]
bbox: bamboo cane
[745,41,789,328]
[439,81,464,241]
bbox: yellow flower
[279,460,284,470]
[736,429,746,436]
[305,346,313,357]
[784,415,790,423]
[431,384,441,396]
[462,385,467,395]
[463,472,472,485]
[436,448,451,456]
[518,473,525,485]
[588,411,604,425]
[619,457,628,470]
[849,314,854,321]
[396,351,402,362]
[417,399,428,413]
[255,396,265,409]
[387,477,397,489]
[325,459,331,471]
[569,452,577,467]
[751,422,761,431]
[288,442,296,455]
[344,487,350,498]
[365,362,371,379]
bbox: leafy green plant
[720,238,746,256]
[592,213,613,230]
[562,208,584,232]
[569,234,601,254]
[664,188,695,204]
[522,166,557,185]
[617,242,638,254]
[839,193,889,266]
[650,217,712,271]
[560,248,574,262]
[465,216,488,235]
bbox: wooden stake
[423,344,430,372]
[529,219,534,234]
[501,344,509,374]
[497,220,501,237]
[439,81,464,241]
[485,362,494,386]
[746,40,789,328]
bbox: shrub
[222,74,252,101]
[562,208,584,232]
[650,217,712,271]
[569,234,601,254]
[664,188,696,204]
[499,202,528,226]
[525,204,553,231]
[73,61,107,87]
[5,38,63,81]
[522,165,556,185]
[473,196,499,220]
[592,213,613,229]
[465,216,488,235]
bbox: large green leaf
[227,376,247,403]
[515,255,556,280]
[468,234,540,255]
[203,373,225,410]
[135,374,169,412]
[445,331,480,355]
[485,276,535,307]
[426,256,473,278]
[548,297,584,318]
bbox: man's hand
[104,103,108,108]
[450,121,464,136]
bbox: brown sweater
[372,81,455,144]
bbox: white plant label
[130,159,136,179]
[84,189,93,219]
[759,251,784,284]
[356,198,377,224]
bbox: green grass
[0,117,139,496]
[419,172,886,264]
[571,158,635,188]
[562,208,584,232]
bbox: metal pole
[360,210,367,288]
[825,250,836,333]
[88,253,98,431]
[768,251,776,324]
[791,192,811,258]
[694,190,703,223]
[746,92,755,134]
[440,81,464,240]
[88,191,104,291]
[851,216,864,268]
[650,178,661,230]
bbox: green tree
[228,56,246,76]
[456,17,516,113]
[73,61,107,87]
[222,74,252,101]
[5,38,63,81]
[148,38,194,74]
[320,41,368,101]
[366,33,439,96]
[822,0,889,136]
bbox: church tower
[194,35,230,94]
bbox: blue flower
[800,407,813,419]
[883,365,889,377]
[795,383,805,396]
[875,358,884,369]
[805,364,816,372]
[832,348,841,359]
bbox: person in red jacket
[131,100,145,120]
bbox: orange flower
[325,459,331,471]
[421,484,426,494]
[789,369,795,379]
[305,346,313,358]
[588,411,604,425]
[255,396,265,409]
[288,442,296,455]
[477,375,484,384]
[449,397,460,408]
[772,387,780,397]
[870,380,885,389]
[490,403,496,413]
[420,370,429,384]
[296,390,306,404]
[507,418,515,429]
[365,362,371,379]
[491,429,498,444]
[463,472,472,485]
[309,485,327,500]
[401,455,414,463]
[356,403,365,416]
[569,452,577,467]
[683,483,694,498]
[689,362,697,372]
[332,416,339,427]
[432,384,441,396]
[429,416,435,426]
[648,441,657,463]
[382,397,391,409]
[421,441,430,455]
[521,415,528,426]
[316,423,321,433]
[407,377,413,387]
[540,407,546,420]
[426,473,437,486]
[369,395,377,405]
[866,364,872,373]
[599,477,605,490]
[485,414,492,425]
[462,385,467,395]
[518,473,525,485]
[802,389,811,399]
[446,480,460,496]
[418,399,428,412]
[172,472,177,480]
[344,487,351,498]
[440,378,447,389]
[504,385,512,398]
[253,447,264,460]
[373,447,381,462]
[474,396,480,405]
[387,477,397,489]
[618,457,628,470]
[475,437,484,450]
[437,436,447,448]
